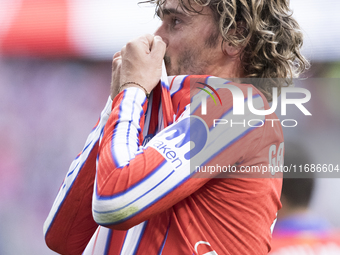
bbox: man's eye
[172,17,181,26]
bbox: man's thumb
[151,36,166,59]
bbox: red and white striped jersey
[44,74,283,255]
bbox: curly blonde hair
[142,0,310,101]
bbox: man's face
[154,0,226,76]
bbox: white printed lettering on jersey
[269,142,284,175]
[148,116,209,170]
[194,241,218,255]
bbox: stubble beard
[164,47,212,76]
[163,54,173,75]
[163,29,220,76]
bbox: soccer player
[44,0,309,254]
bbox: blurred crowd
[0,58,110,254]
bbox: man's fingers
[112,51,122,70]
[151,35,166,59]
[112,56,122,69]
[113,51,121,59]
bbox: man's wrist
[118,82,150,99]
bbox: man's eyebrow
[157,7,187,18]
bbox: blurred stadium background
[0,0,339,254]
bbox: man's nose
[154,25,169,47]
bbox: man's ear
[223,41,242,57]
[223,21,247,57]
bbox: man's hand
[113,34,166,98]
